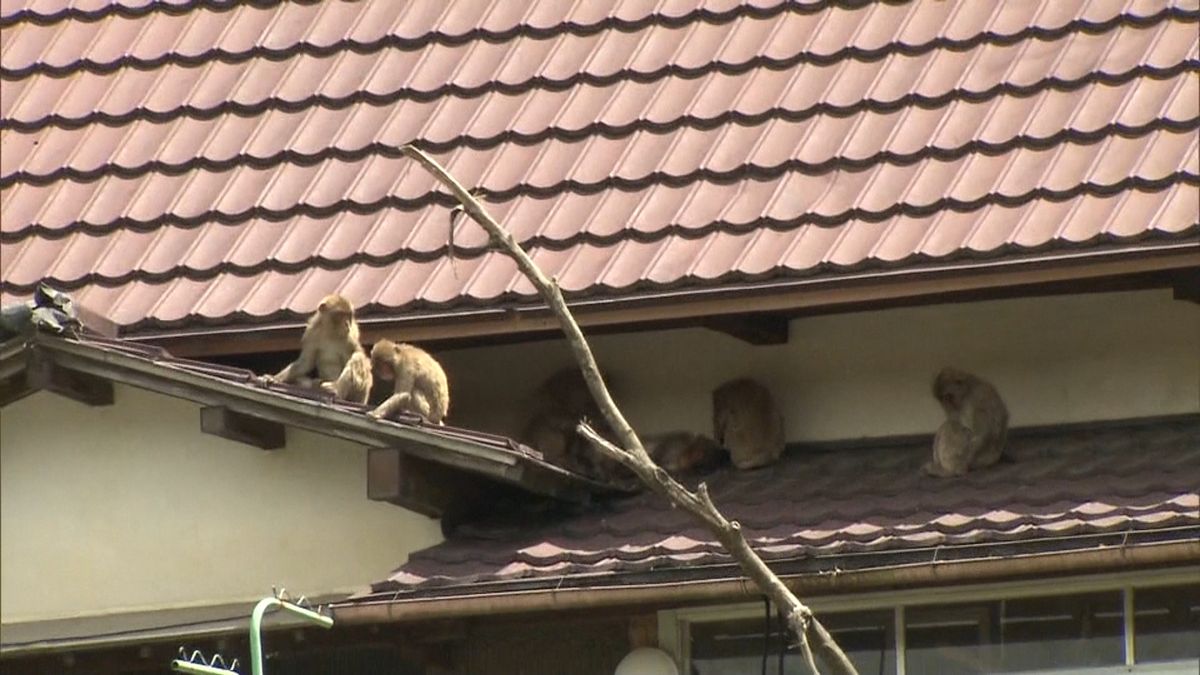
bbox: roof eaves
[330,537,1200,623]
[2,333,608,503]
[125,238,1200,356]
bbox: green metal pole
[249,597,334,675]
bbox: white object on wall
[614,647,679,675]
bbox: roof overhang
[0,594,345,658]
[124,241,1199,357]
[330,535,1200,625]
[0,333,614,515]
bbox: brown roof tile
[1,0,1197,334]
[358,416,1200,597]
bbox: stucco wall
[0,385,442,623]
[440,290,1199,441]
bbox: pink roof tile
[359,417,1200,595]
[1,0,1196,334]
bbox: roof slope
[359,416,1200,601]
[1,0,1198,335]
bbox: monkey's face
[316,295,355,331]
[936,379,967,411]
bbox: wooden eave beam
[0,371,36,407]
[1171,268,1200,304]
[703,314,790,345]
[368,447,518,532]
[200,405,285,450]
[23,350,114,407]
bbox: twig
[399,144,859,675]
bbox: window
[1133,584,1200,663]
[689,610,894,675]
[673,575,1199,674]
[905,592,1124,674]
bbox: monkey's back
[395,343,450,421]
[712,378,785,469]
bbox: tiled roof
[1,1,1197,334]
[362,416,1200,599]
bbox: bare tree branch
[400,144,859,675]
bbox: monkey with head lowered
[712,378,786,470]
[923,367,1009,477]
[263,294,372,404]
[520,368,631,483]
[369,339,450,424]
[645,432,726,475]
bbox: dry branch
[400,144,859,675]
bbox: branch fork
[400,144,858,675]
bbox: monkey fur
[519,368,631,483]
[712,377,786,470]
[923,367,1009,477]
[369,339,450,424]
[645,432,726,475]
[265,294,372,404]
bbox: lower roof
[340,415,1200,612]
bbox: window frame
[659,566,1199,674]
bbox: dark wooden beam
[704,314,789,345]
[368,448,506,531]
[200,405,286,450]
[0,371,35,407]
[26,352,114,406]
[1171,269,1199,304]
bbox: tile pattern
[364,417,1200,596]
[1,0,1198,331]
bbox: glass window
[1134,584,1200,663]
[689,609,895,675]
[905,591,1123,674]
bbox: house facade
[1,0,1197,673]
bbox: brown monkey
[645,432,726,474]
[520,368,630,482]
[922,367,1009,477]
[712,378,785,470]
[263,294,371,404]
[369,339,450,424]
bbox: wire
[762,597,770,675]
[777,609,785,674]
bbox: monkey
[922,367,1009,477]
[645,432,726,475]
[368,339,450,424]
[262,294,371,404]
[712,378,786,470]
[519,368,631,483]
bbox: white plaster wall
[438,290,1199,441]
[0,385,442,623]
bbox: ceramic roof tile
[358,417,1200,595]
[1,0,1197,332]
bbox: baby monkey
[369,340,450,424]
[264,294,371,404]
[923,367,1009,477]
